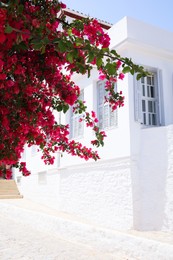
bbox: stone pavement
[0,199,173,260]
[0,213,128,260]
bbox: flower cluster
[98,60,125,111]
[0,0,146,178]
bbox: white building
[15,15,173,232]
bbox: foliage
[0,0,147,178]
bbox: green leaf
[18,4,24,14]
[67,28,72,35]
[42,37,49,45]
[56,104,62,112]
[39,143,44,150]
[136,73,142,80]
[105,63,116,75]
[66,52,74,63]
[5,24,13,34]
[16,41,28,51]
[122,66,131,74]
[72,48,78,59]
[66,40,73,50]
[63,104,69,113]
[87,68,91,78]
[96,57,103,68]
[58,40,66,52]
[110,49,120,59]
[33,42,43,50]
[76,62,86,74]
[87,52,95,63]
[41,45,46,54]
[52,38,60,44]
[31,38,41,44]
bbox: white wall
[130,125,173,231]
[17,16,173,232]
[18,157,133,230]
[58,158,133,230]
[132,127,168,230]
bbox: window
[38,171,47,185]
[21,148,26,161]
[31,145,37,156]
[135,70,160,126]
[16,176,22,185]
[97,80,118,129]
[70,90,84,139]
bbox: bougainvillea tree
[0,0,147,178]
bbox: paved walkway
[0,199,173,260]
[0,199,132,260]
[0,213,129,260]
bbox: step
[0,191,21,194]
[0,194,23,199]
[0,180,17,185]
[0,180,23,199]
[0,190,21,194]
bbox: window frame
[134,68,162,127]
[38,171,47,185]
[97,80,118,130]
[31,145,38,156]
[69,89,84,139]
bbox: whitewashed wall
[58,158,133,230]
[18,157,133,230]
[16,16,173,232]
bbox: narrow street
[0,213,129,260]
